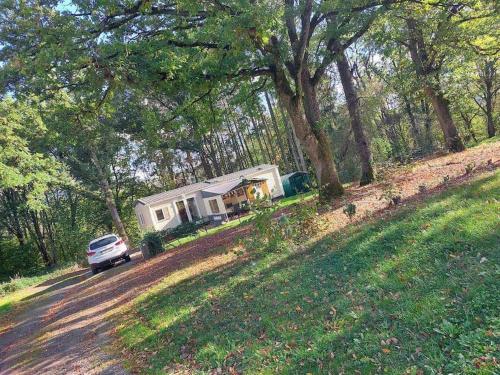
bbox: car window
[89,236,117,250]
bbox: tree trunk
[406,18,465,153]
[250,114,272,163]
[215,132,229,173]
[278,99,307,171]
[90,148,129,244]
[27,210,53,267]
[267,36,343,199]
[203,134,222,176]
[332,47,375,185]
[486,105,495,138]
[277,89,343,199]
[256,101,277,164]
[420,100,434,152]
[477,60,496,138]
[265,92,290,170]
[199,145,215,178]
[460,112,478,143]
[423,86,465,152]
[237,121,256,166]
[402,95,422,149]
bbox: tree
[0,98,68,266]
[475,58,498,138]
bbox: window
[237,188,245,197]
[139,213,145,225]
[209,199,220,214]
[89,236,117,250]
[155,209,165,221]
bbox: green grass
[118,172,500,374]
[168,191,317,248]
[0,264,79,317]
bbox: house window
[209,199,220,214]
[139,213,145,225]
[155,209,166,221]
[237,188,245,197]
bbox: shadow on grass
[118,173,500,374]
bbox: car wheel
[124,254,131,262]
[91,267,99,275]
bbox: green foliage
[0,98,68,209]
[343,202,357,220]
[142,232,164,257]
[0,239,41,281]
[380,184,402,206]
[166,222,200,239]
[117,172,500,374]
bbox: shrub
[142,232,164,257]
[465,162,475,175]
[343,203,357,220]
[380,184,402,206]
[169,222,199,238]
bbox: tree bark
[265,92,290,170]
[423,86,465,152]
[406,18,465,152]
[275,83,344,199]
[256,101,277,164]
[477,60,497,138]
[332,47,375,185]
[402,95,422,149]
[90,148,129,244]
[250,114,272,163]
[199,144,215,178]
[278,99,307,171]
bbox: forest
[0,0,498,279]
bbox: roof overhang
[201,178,265,198]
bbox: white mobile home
[134,164,284,232]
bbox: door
[186,197,200,220]
[175,201,189,223]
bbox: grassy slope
[0,265,79,317]
[117,171,500,374]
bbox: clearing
[0,141,498,374]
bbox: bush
[343,202,357,220]
[465,162,475,175]
[0,240,44,281]
[169,222,199,238]
[380,184,402,207]
[142,232,164,257]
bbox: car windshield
[89,236,117,250]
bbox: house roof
[136,181,211,205]
[201,178,266,197]
[136,164,277,206]
[206,164,276,184]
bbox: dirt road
[0,141,498,374]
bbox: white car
[87,234,131,274]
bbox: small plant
[380,184,402,207]
[442,175,450,186]
[465,162,475,175]
[343,202,357,221]
[418,184,427,194]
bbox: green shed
[281,171,311,197]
